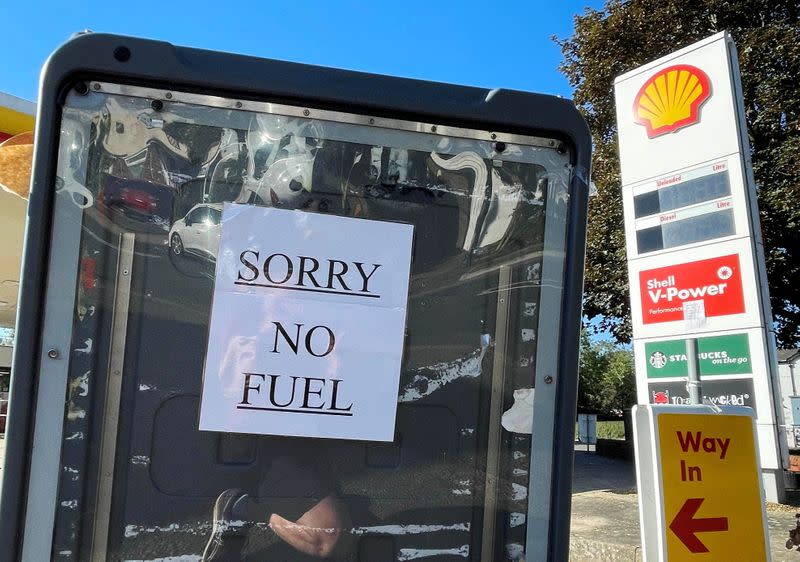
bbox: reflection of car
[168,204,223,259]
[98,174,174,233]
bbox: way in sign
[654,412,765,559]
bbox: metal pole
[686,338,702,405]
[480,265,511,562]
[91,233,135,562]
[584,416,590,452]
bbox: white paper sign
[198,204,414,442]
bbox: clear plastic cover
[44,84,572,561]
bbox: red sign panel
[639,254,745,324]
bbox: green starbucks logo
[649,351,668,369]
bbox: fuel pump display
[0,33,590,561]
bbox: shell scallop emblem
[633,64,712,138]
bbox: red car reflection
[98,174,174,232]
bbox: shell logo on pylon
[633,64,712,138]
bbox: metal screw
[48,349,59,359]
[113,46,131,62]
[369,118,375,125]
[544,375,554,384]
[165,92,173,99]
[490,133,497,140]
[548,140,555,146]
[303,109,310,117]
[92,83,101,91]
[235,101,243,108]
[122,268,129,276]
[431,125,437,133]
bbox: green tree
[556,0,800,346]
[598,347,636,415]
[578,329,606,412]
[578,330,636,416]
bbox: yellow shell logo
[634,64,712,138]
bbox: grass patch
[575,419,626,441]
[597,420,625,440]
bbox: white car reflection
[169,203,223,259]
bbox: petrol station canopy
[0,91,35,329]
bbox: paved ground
[570,447,800,561]
[572,448,636,494]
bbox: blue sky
[1,0,613,342]
[2,0,603,102]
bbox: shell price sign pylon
[615,31,780,561]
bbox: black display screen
[636,208,735,253]
[634,169,731,218]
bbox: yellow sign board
[658,412,767,561]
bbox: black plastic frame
[0,32,591,561]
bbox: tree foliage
[556,0,800,346]
[578,331,636,416]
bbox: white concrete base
[762,469,786,503]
